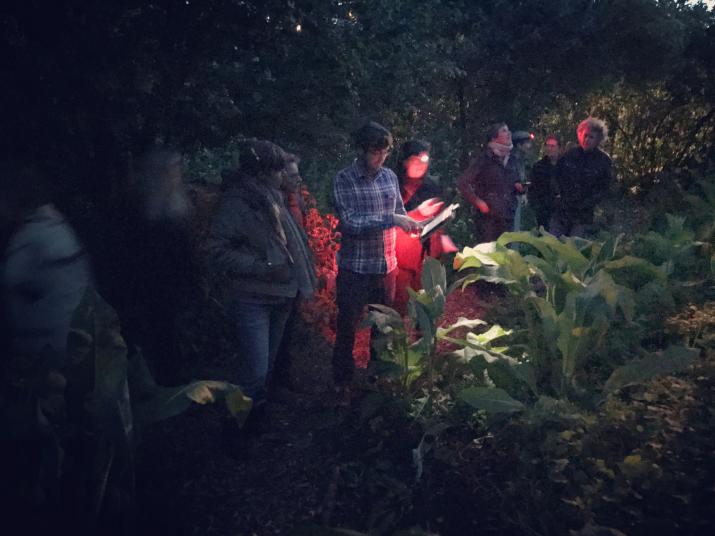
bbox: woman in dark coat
[458,123,522,242]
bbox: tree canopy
[2,0,714,201]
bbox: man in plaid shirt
[332,121,421,397]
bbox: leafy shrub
[0,288,248,533]
[453,231,697,410]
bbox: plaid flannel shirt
[332,161,406,274]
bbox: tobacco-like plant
[453,231,698,412]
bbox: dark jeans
[229,298,294,403]
[332,268,396,385]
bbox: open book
[420,203,459,241]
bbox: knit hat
[512,131,533,144]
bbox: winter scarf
[487,140,513,166]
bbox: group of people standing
[1,114,614,436]
[459,117,614,239]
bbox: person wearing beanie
[551,117,613,237]
[457,123,521,242]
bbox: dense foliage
[3,1,715,210]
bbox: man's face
[283,162,301,192]
[578,127,601,151]
[364,146,390,174]
[545,139,560,160]
[518,140,533,155]
[404,151,430,180]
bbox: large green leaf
[604,346,700,394]
[540,234,591,275]
[602,255,667,284]
[421,256,446,297]
[454,243,500,270]
[497,231,555,261]
[436,317,487,338]
[459,386,525,413]
[130,364,251,427]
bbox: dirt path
[135,287,496,535]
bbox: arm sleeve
[332,171,395,235]
[457,159,483,209]
[392,171,407,216]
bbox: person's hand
[416,198,444,219]
[514,182,525,193]
[393,213,422,232]
[440,234,459,254]
[476,199,490,214]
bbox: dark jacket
[458,149,518,221]
[206,183,298,299]
[530,156,558,227]
[555,147,613,225]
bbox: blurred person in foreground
[551,117,613,237]
[207,140,316,428]
[393,139,457,314]
[102,148,198,385]
[458,123,521,242]
[331,121,421,401]
[0,159,93,362]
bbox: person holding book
[393,140,457,314]
[331,121,421,400]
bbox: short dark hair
[545,133,562,146]
[396,139,431,177]
[353,121,393,152]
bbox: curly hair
[577,117,608,142]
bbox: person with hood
[206,140,316,423]
[458,123,521,242]
[551,117,613,236]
